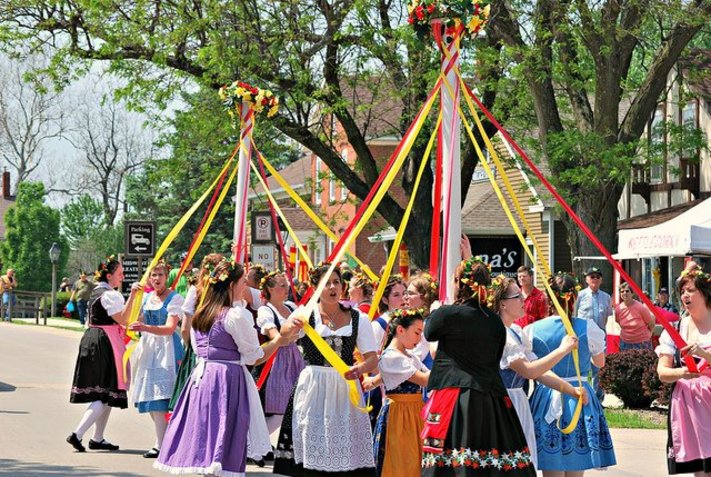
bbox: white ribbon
[545,376,583,424]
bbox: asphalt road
[0,322,672,476]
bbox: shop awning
[616,197,711,259]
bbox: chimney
[2,169,10,199]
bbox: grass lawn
[604,408,666,429]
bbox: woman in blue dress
[129,261,185,458]
[525,273,616,476]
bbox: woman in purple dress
[155,259,296,476]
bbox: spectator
[514,265,549,327]
[59,277,72,293]
[575,266,612,401]
[614,282,655,350]
[69,272,94,326]
[167,252,192,298]
[1,268,17,321]
[655,287,679,314]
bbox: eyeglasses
[404,290,422,297]
[503,294,522,300]
[619,290,630,294]
[589,275,602,280]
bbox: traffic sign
[251,212,274,244]
[125,221,156,256]
[251,245,275,270]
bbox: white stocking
[92,405,111,442]
[74,401,107,440]
[150,411,168,449]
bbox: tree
[61,194,106,248]
[3,1,709,273]
[0,181,68,292]
[0,52,65,192]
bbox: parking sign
[125,221,156,256]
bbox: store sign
[467,236,522,278]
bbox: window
[329,175,336,202]
[340,149,349,200]
[315,157,322,205]
[649,109,664,184]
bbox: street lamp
[49,242,61,322]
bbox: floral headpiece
[208,259,239,285]
[352,271,377,290]
[390,307,427,321]
[95,255,119,281]
[259,270,282,290]
[458,256,493,306]
[307,261,332,284]
[408,0,491,41]
[219,81,279,121]
[151,258,172,273]
[679,266,711,284]
[417,272,439,292]
[549,272,581,304]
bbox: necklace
[322,309,342,330]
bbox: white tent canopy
[616,197,711,259]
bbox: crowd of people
[60,249,711,477]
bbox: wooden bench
[1,290,51,324]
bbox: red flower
[415,5,425,20]
[261,97,269,106]
[517,462,527,469]
[427,3,436,13]
[437,461,445,467]
[408,14,415,24]
[452,460,461,467]
[472,461,480,469]
[503,464,512,471]
[492,449,499,456]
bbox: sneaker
[88,439,119,451]
[143,447,160,458]
[66,433,85,452]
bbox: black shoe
[143,447,160,458]
[265,451,275,461]
[246,457,266,467]
[66,433,86,452]
[88,439,119,451]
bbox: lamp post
[49,242,61,322]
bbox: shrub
[599,349,657,409]
[641,363,673,408]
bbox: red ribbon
[464,84,699,373]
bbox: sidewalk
[8,316,85,330]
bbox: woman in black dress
[421,257,536,476]
[66,256,141,452]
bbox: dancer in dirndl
[371,308,430,477]
[526,273,616,475]
[657,264,711,475]
[273,263,379,477]
[128,260,185,458]
[421,257,535,476]
[155,259,293,476]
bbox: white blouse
[182,285,198,316]
[371,311,392,349]
[500,324,538,370]
[256,301,296,335]
[656,316,711,357]
[143,291,185,316]
[190,306,264,366]
[379,347,428,390]
[296,307,379,354]
[96,282,125,317]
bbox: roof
[249,156,310,199]
[618,199,703,230]
[461,179,525,235]
[280,207,315,232]
[340,74,404,140]
[679,49,711,100]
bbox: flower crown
[219,81,279,120]
[151,258,172,273]
[417,272,439,292]
[259,270,282,290]
[307,261,332,284]
[352,271,377,290]
[95,255,119,281]
[408,0,491,41]
[680,267,711,284]
[458,256,493,307]
[390,307,427,321]
[208,259,239,285]
[548,272,581,303]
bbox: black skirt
[422,388,535,477]
[70,327,127,408]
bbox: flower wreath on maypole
[219,80,280,122]
[407,0,491,40]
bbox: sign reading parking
[251,212,274,244]
[125,221,156,256]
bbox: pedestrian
[420,257,536,476]
[515,265,549,327]
[403,271,439,366]
[69,271,93,326]
[66,256,141,452]
[348,271,375,314]
[155,258,292,476]
[574,266,612,401]
[167,251,192,298]
[59,276,72,293]
[128,260,185,458]
[255,271,304,436]
[614,282,655,351]
[492,275,585,469]
[273,263,379,477]
[1,268,17,321]
[656,263,711,475]
[526,272,616,475]
[371,308,430,477]
[655,287,679,314]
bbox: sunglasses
[503,294,522,300]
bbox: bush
[599,349,657,409]
[41,291,79,319]
[642,363,673,408]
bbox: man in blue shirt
[575,266,612,402]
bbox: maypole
[409,0,490,302]
[219,81,279,262]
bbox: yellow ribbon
[251,142,377,282]
[439,69,584,434]
[294,83,440,412]
[369,111,443,319]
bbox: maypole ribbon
[441,69,583,433]
[251,142,373,281]
[464,86,698,373]
[295,85,440,412]
[369,111,443,319]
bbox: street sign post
[251,244,275,270]
[125,221,156,257]
[251,212,274,244]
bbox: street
[1,322,671,476]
